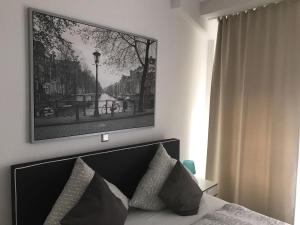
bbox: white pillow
[129,144,176,210]
[44,158,129,225]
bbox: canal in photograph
[85,93,124,116]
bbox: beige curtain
[206,1,300,223]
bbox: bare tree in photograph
[32,12,76,53]
[32,12,99,103]
[80,28,156,112]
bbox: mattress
[125,193,227,225]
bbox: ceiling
[199,0,281,19]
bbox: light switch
[101,133,109,142]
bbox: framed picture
[29,8,157,142]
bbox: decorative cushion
[105,179,129,210]
[44,158,129,225]
[129,144,176,210]
[182,160,196,174]
[61,173,127,225]
[158,161,203,216]
[44,158,95,225]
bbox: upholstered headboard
[11,138,180,225]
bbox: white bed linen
[125,193,227,225]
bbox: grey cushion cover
[158,161,203,216]
[105,179,129,210]
[61,173,127,225]
[44,158,94,225]
[129,144,176,210]
[43,158,128,225]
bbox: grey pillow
[105,179,129,210]
[44,158,95,225]
[159,161,203,216]
[129,144,176,210]
[61,173,127,225]
[44,158,129,225]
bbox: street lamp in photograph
[93,50,101,117]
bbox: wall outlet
[101,133,109,142]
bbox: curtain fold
[206,1,300,223]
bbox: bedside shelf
[197,178,218,196]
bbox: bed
[125,193,227,225]
[11,138,288,225]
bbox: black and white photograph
[30,9,157,141]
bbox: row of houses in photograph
[33,40,98,107]
[104,57,156,108]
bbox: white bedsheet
[125,193,227,225]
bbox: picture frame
[29,8,157,142]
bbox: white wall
[0,0,216,224]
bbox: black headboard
[11,138,180,225]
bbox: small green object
[182,160,196,175]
